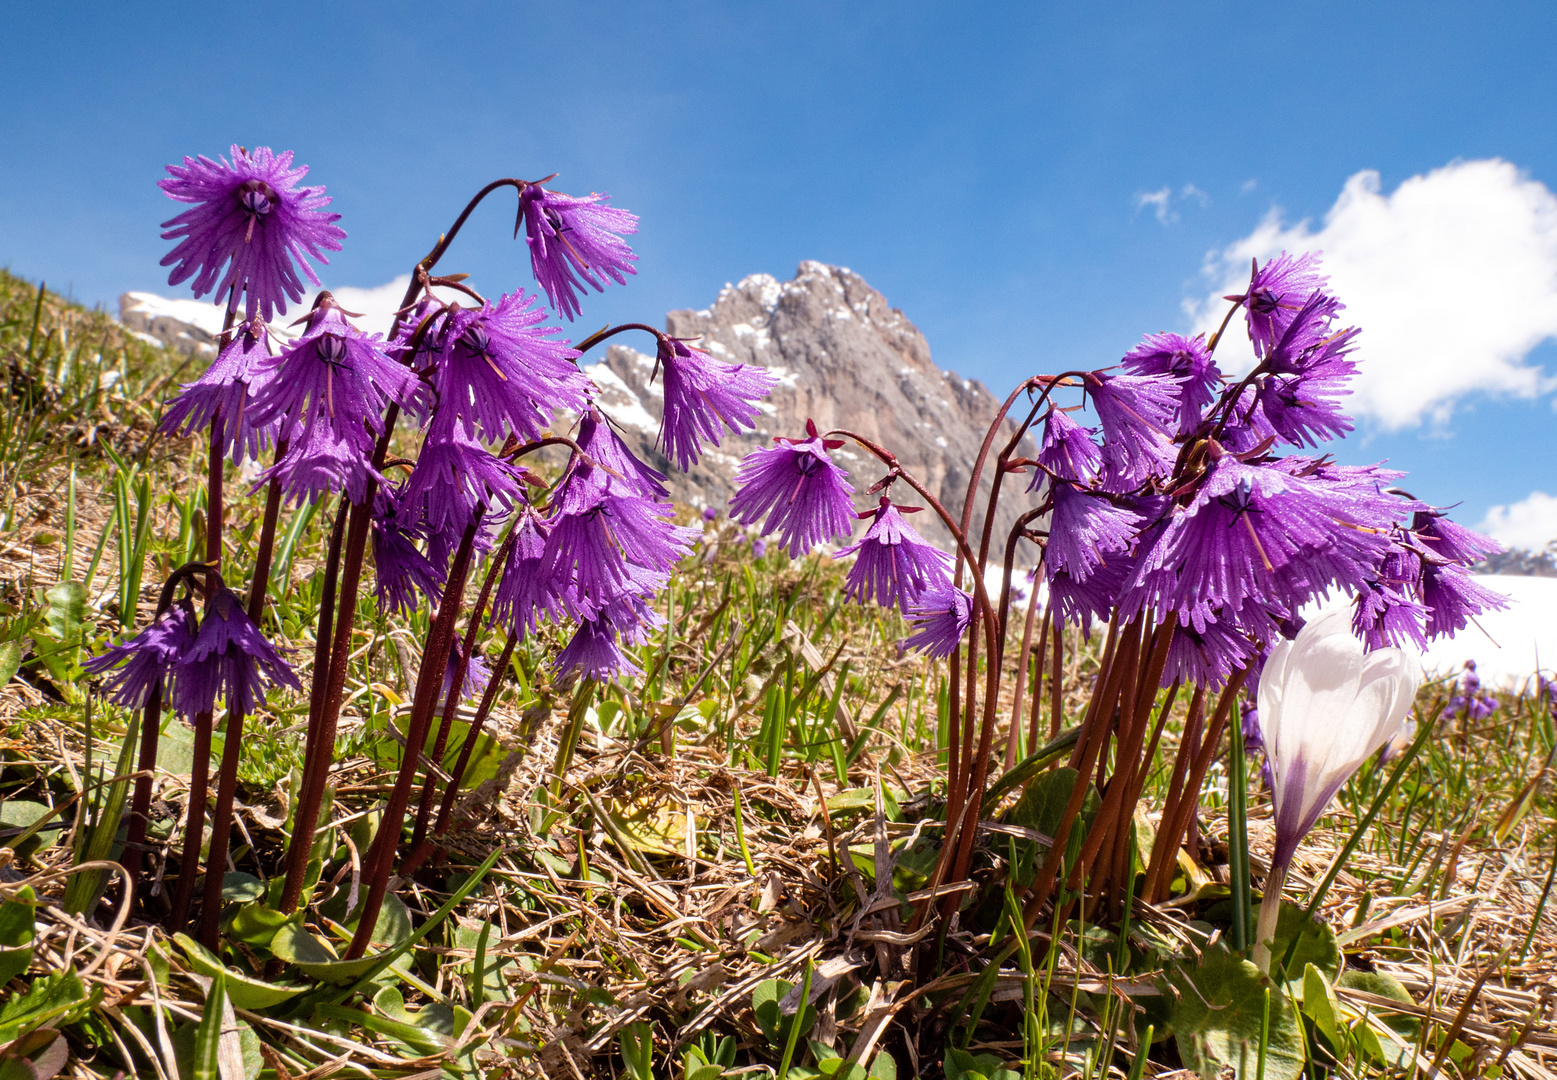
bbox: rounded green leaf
[172,934,307,1010]
[1167,946,1306,1080]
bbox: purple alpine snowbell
[836,498,953,610]
[1120,332,1219,440]
[371,481,447,616]
[730,420,856,557]
[656,337,779,471]
[437,292,592,444]
[904,586,974,659]
[1226,251,1332,358]
[490,510,562,640]
[173,587,300,718]
[517,183,639,321]
[158,146,345,323]
[555,616,642,682]
[83,601,198,710]
[1034,407,1102,486]
[1086,373,1179,492]
[159,320,279,463]
[402,411,525,564]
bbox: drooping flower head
[402,411,525,564]
[729,420,856,557]
[371,481,446,616]
[1447,660,1499,721]
[1034,407,1102,486]
[835,498,952,610]
[83,600,198,709]
[1085,373,1178,491]
[518,184,639,320]
[436,291,592,444]
[248,301,423,455]
[173,587,300,717]
[656,336,778,471]
[158,146,345,322]
[160,320,280,463]
[441,636,493,708]
[903,586,973,659]
[1226,251,1333,358]
[258,401,386,507]
[1043,482,1140,584]
[1120,332,1219,440]
[490,509,562,640]
[555,616,642,682]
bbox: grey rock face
[586,260,1033,552]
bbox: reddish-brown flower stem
[571,322,667,357]
[198,700,247,948]
[408,524,518,856]
[277,499,349,913]
[1005,563,1045,770]
[1049,612,1065,740]
[245,440,289,623]
[347,513,481,960]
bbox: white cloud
[1135,187,1174,224]
[1188,159,1557,429]
[306,275,471,336]
[1477,490,1557,551]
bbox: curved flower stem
[407,524,519,857]
[277,499,349,913]
[571,322,667,357]
[347,512,481,961]
[198,701,247,949]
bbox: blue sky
[4,1,1555,544]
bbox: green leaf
[0,1026,67,1080]
[226,903,291,948]
[1268,901,1341,997]
[0,802,58,860]
[0,885,37,984]
[1338,970,1419,1067]
[868,1050,898,1080]
[944,1047,1020,1080]
[34,581,88,688]
[1004,767,1099,887]
[1166,946,1306,1080]
[173,934,307,1011]
[270,924,412,986]
[0,970,96,1044]
[191,972,224,1080]
[826,788,876,814]
[752,978,818,1049]
[1301,963,1341,1049]
[0,641,22,689]
[220,873,265,903]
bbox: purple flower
[491,511,562,639]
[1351,542,1429,651]
[1421,562,1509,639]
[835,499,952,610]
[702,506,719,522]
[555,616,641,682]
[1035,407,1102,486]
[1161,604,1263,691]
[1413,510,1503,566]
[371,482,446,616]
[1226,252,1333,358]
[578,409,669,501]
[1047,558,1130,640]
[729,422,856,557]
[1121,332,1219,439]
[1086,373,1178,492]
[173,588,300,717]
[1251,293,1359,447]
[83,601,198,709]
[248,304,423,459]
[436,292,591,444]
[904,586,973,659]
[656,337,778,470]
[518,184,639,321]
[1044,482,1139,583]
[259,402,386,507]
[159,146,345,323]
[751,538,767,559]
[1127,452,1402,636]
[441,637,492,707]
[159,320,280,463]
[404,413,526,566]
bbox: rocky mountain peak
[589,261,1029,551]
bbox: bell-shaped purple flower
[83,600,198,709]
[436,292,591,444]
[158,146,345,323]
[440,637,492,708]
[248,304,423,456]
[173,588,300,717]
[903,586,973,659]
[835,499,952,610]
[491,511,563,639]
[1227,251,1333,358]
[518,184,639,321]
[1034,407,1102,486]
[1044,482,1140,583]
[259,402,386,507]
[555,616,642,682]
[1086,373,1178,491]
[403,412,525,565]
[578,409,669,501]
[1121,332,1219,439]
[160,320,280,463]
[371,482,446,616]
[729,423,856,557]
[656,337,778,471]
[1413,509,1503,566]
[1421,561,1509,639]
[541,459,695,604]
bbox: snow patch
[582,362,659,434]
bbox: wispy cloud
[1135,186,1174,223]
[1188,159,1557,429]
[1478,490,1557,551]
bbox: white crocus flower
[1251,607,1421,972]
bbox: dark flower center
[316,334,348,368]
[463,323,492,355]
